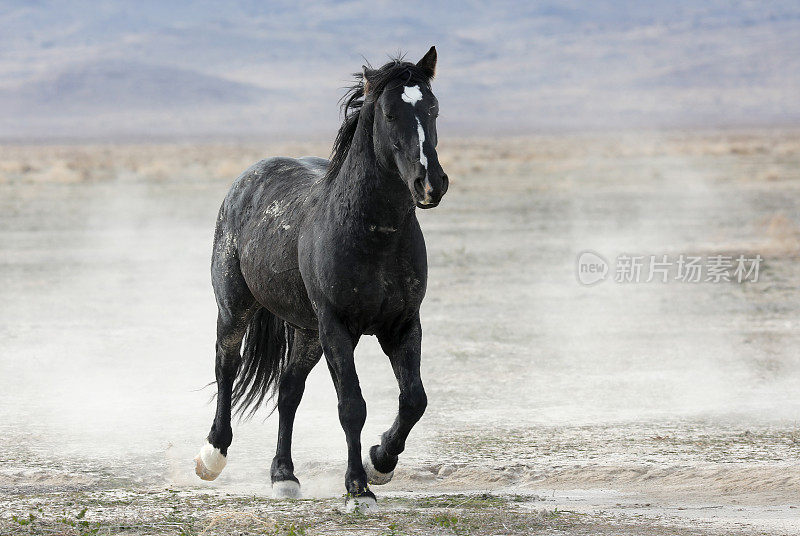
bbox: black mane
[324,57,432,182]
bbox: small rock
[438,464,455,477]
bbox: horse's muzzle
[414,172,448,209]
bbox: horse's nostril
[414,177,426,198]
[441,173,449,194]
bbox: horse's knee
[338,395,367,430]
[400,382,427,422]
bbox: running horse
[194,47,448,511]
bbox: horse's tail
[231,308,293,419]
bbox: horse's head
[366,47,449,209]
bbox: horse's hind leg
[368,317,427,485]
[195,242,257,481]
[271,328,322,498]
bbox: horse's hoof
[194,442,226,481]
[363,451,394,485]
[272,479,301,499]
[344,494,378,513]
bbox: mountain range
[1,1,798,140]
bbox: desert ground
[1,131,800,535]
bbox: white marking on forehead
[401,85,423,106]
[415,117,427,169]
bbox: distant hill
[1,1,798,140]
[0,60,271,112]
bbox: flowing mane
[324,56,433,182]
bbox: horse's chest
[329,260,424,329]
[373,264,421,308]
[369,274,421,331]
[301,217,427,332]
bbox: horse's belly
[245,264,318,330]
[239,230,318,330]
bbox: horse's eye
[385,114,396,122]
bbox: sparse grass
[11,513,36,526]
[416,493,508,509]
[0,487,765,536]
[0,489,569,536]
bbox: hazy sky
[1,1,799,139]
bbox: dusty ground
[2,130,800,534]
[2,488,787,536]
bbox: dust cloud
[1,132,799,532]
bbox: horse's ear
[362,65,375,95]
[416,46,437,79]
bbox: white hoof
[344,495,377,513]
[194,442,226,481]
[363,453,393,485]
[272,480,301,499]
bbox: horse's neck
[330,112,412,231]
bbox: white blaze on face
[401,85,428,172]
[415,118,427,168]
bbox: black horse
[194,47,448,511]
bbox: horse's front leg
[317,311,375,511]
[367,317,427,485]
